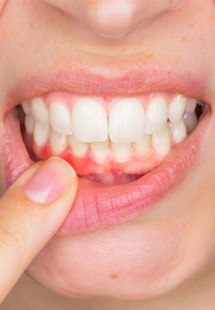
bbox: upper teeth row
[22,94,198,143]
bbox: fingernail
[24,159,74,203]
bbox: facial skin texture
[1,0,215,309]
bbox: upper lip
[5,62,208,113]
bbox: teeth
[151,126,171,157]
[185,98,197,113]
[68,136,88,157]
[71,98,108,142]
[145,96,168,134]
[91,140,110,162]
[50,132,67,155]
[134,135,151,156]
[183,112,198,134]
[112,143,131,162]
[33,122,49,147]
[49,101,73,135]
[22,101,31,115]
[168,94,187,123]
[24,115,35,135]
[31,97,49,125]
[22,93,201,164]
[109,98,145,143]
[169,120,187,143]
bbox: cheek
[26,224,191,300]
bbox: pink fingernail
[24,159,69,203]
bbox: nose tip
[85,0,185,39]
[87,0,138,38]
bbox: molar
[183,112,198,134]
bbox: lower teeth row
[22,108,199,163]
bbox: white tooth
[134,135,151,156]
[24,115,35,135]
[91,140,110,162]
[112,142,131,162]
[185,98,197,113]
[49,101,72,135]
[50,131,67,155]
[68,136,88,157]
[22,100,31,115]
[169,120,187,144]
[151,126,171,157]
[145,95,168,134]
[71,98,108,142]
[33,122,49,147]
[31,97,49,124]
[183,112,198,134]
[109,98,145,143]
[168,94,187,123]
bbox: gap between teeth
[21,94,201,162]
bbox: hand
[0,157,78,303]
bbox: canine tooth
[145,96,167,134]
[152,126,171,157]
[50,131,67,155]
[31,97,49,124]
[91,141,110,162]
[183,112,198,134]
[22,101,31,114]
[185,98,197,113]
[134,135,151,156]
[169,120,187,143]
[112,142,131,162]
[109,98,145,143]
[71,98,108,142]
[168,94,187,123]
[25,115,35,134]
[33,122,49,147]
[49,101,72,135]
[68,136,88,157]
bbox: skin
[1,0,215,308]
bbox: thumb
[0,157,78,303]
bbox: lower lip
[57,111,209,235]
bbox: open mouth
[2,69,210,235]
[20,92,204,184]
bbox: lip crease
[2,65,210,234]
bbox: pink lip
[2,65,210,234]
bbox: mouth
[2,68,211,235]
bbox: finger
[0,157,78,303]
